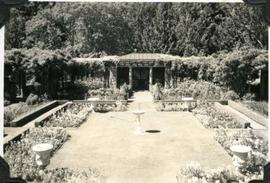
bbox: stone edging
[228,100,268,127]
[9,101,59,127]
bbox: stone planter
[230,145,251,169]
[32,143,53,167]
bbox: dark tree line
[5,2,268,56]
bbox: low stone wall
[72,100,128,104]
[154,99,228,104]
[228,100,268,127]
[4,102,70,149]
[9,101,59,127]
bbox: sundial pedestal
[132,110,145,135]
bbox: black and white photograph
[0,0,269,182]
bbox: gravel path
[48,92,233,183]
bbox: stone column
[149,67,153,90]
[129,67,132,89]
[109,66,117,89]
[164,66,172,89]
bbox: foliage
[76,78,104,90]
[26,93,41,105]
[4,48,71,99]
[212,49,267,96]
[223,90,240,100]
[215,128,268,174]
[4,127,68,180]
[193,102,243,128]
[88,88,123,100]
[41,103,92,127]
[171,49,268,97]
[5,3,268,56]
[156,101,197,112]
[179,162,245,182]
[241,100,268,117]
[163,80,226,100]
[4,102,47,126]
[30,168,106,183]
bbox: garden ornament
[32,143,53,167]
[230,145,251,169]
[132,109,145,135]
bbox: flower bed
[41,102,127,127]
[88,88,128,100]
[31,168,106,183]
[41,103,92,128]
[4,127,68,180]
[193,102,243,128]
[4,127,106,182]
[162,80,227,100]
[178,162,245,182]
[156,101,197,112]
[4,102,48,126]
[215,128,268,175]
[94,101,127,112]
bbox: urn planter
[32,143,53,167]
[230,145,251,169]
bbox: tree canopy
[5,2,268,56]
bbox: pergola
[73,53,181,90]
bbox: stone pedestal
[132,110,145,135]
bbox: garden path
[48,94,233,183]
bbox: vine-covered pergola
[73,53,182,91]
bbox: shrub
[223,90,240,100]
[88,88,125,100]
[242,93,256,101]
[26,93,40,105]
[163,80,225,100]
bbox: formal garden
[2,2,269,183]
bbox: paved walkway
[128,91,156,112]
[48,92,233,183]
